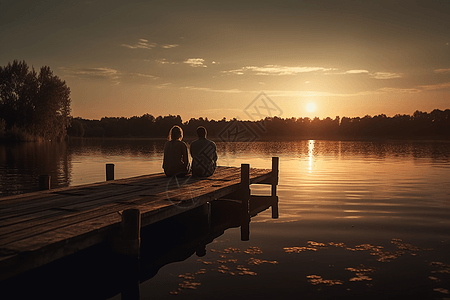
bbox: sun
[306,103,316,113]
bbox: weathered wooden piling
[106,163,115,181]
[271,157,279,219]
[271,199,279,219]
[111,208,141,257]
[119,256,141,300]
[271,157,279,195]
[240,164,251,241]
[241,164,250,213]
[240,215,250,241]
[38,175,51,190]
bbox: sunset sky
[1,0,449,121]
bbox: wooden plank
[0,193,67,212]
[0,194,159,245]
[0,184,150,218]
[1,178,223,238]
[0,180,117,203]
[0,204,123,245]
[0,209,74,228]
[2,211,120,253]
[0,188,153,232]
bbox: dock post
[271,157,279,197]
[241,215,250,241]
[106,163,114,181]
[112,208,141,257]
[120,258,140,300]
[240,164,250,241]
[205,202,211,227]
[271,198,279,219]
[38,175,51,190]
[111,208,141,300]
[271,157,279,219]
[241,164,250,214]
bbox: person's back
[190,126,217,177]
[163,140,189,176]
[163,126,190,177]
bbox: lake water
[1,139,450,299]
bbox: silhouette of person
[163,125,190,177]
[190,126,217,177]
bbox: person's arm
[212,142,218,162]
[189,141,195,159]
[162,142,168,169]
[183,142,190,170]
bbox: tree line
[0,60,71,141]
[68,109,450,140]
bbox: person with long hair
[162,125,190,177]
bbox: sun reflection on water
[308,139,315,172]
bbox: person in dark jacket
[190,126,217,177]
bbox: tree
[0,60,71,141]
[67,118,85,137]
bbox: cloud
[130,72,158,79]
[326,69,370,75]
[345,70,370,74]
[253,87,419,98]
[60,66,157,84]
[184,58,207,68]
[434,68,450,74]
[370,72,402,79]
[222,65,334,75]
[378,87,421,93]
[121,39,157,50]
[61,67,120,81]
[267,90,350,97]
[418,82,450,90]
[326,69,404,80]
[180,86,241,93]
[161,44,179,49]
[155,58,178,65]
[177,87,358,97]
[156,83,172,89]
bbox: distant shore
[65,135,450,143]
[3,134,449,144]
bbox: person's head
[196,126,207,138]
[168,125,183,141]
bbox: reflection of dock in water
[0,158,279,284]
[0,178,278,299]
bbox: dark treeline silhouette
[0,60,71,141]
[68,109,450,140]
[69,114,226,138]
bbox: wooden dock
[0,157,279,281]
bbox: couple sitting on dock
[163,125,217,178]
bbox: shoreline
[66,135,450,142]
[2,135,449,144]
